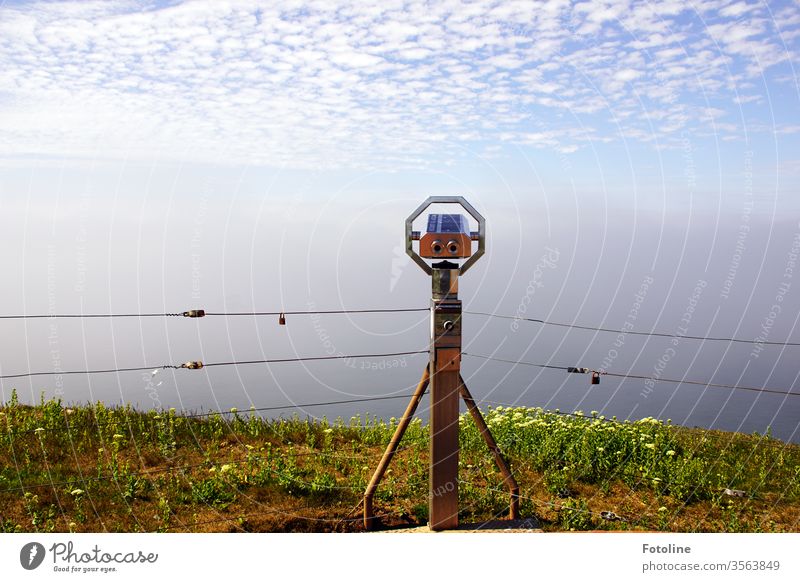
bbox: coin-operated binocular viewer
[363,196,519,531]
[415,213,477,259]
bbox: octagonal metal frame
[405,196,486,276]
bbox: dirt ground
[372,518,543,533]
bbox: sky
[0,0,799,440]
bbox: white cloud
[774,125,800,135]
[720,1,757,18]
[614,68,642,82]
[0,0,796,169]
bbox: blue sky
[0,0,798,192]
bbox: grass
[1,389,798,532]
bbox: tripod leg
[363,365,430,530]
[458,375,520,520]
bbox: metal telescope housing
[405,196,486,275]
[364,196,519,531]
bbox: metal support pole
[459,376,520,519]
[429,265,461,531]
[363,366,430,530]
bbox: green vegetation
[1,390,798,532]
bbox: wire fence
[465,310,800,347]
[1,304,798,532]
[0,350,430,380]
[2,348,795,401]
[463,352,800,398]
[2,305,798,347]
[0,307,429,319]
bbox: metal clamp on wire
[181,361,204,369]
[182,309,205,318]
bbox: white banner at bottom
[1,532,798,581]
